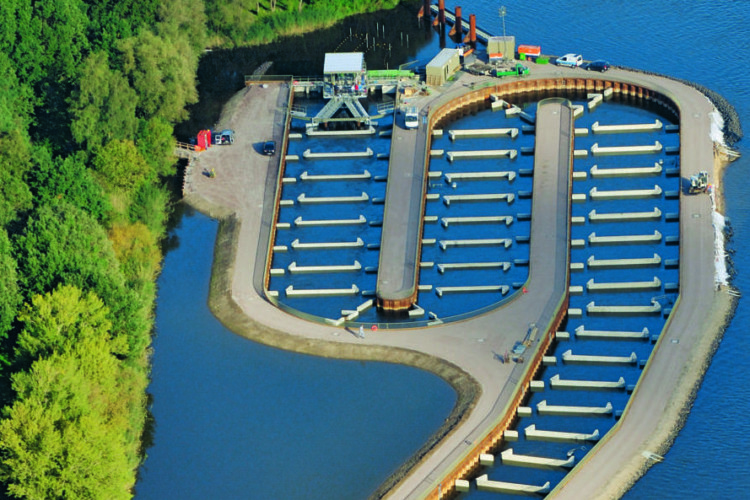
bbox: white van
[404,106,419,129]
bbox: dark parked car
[262,141,276,156]
[583,60,610,72]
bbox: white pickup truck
[404,106,419,129]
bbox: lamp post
[499,6,507,61]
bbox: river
[139,1,750,498]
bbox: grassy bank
[206,0,404,48]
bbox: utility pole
[499,6,507,61]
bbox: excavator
[688,170,709,194]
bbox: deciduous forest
[0,0,401,497]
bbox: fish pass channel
[456,99,681,497]
[267,95,679,337]
[270,93,683,495]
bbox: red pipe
[469,14,476,46]
[438,0,445,25]
[454,6,462,37]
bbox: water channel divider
[537,400,614,416]
[524,424,601,443]
[290,237,364,250]
[588,230,662,245]
[587,254,662,268]
[561,350,639,366]
[293,215,367,226]
[437,262,511,273]
[591,141,663,156]
[586,300,662,315]
[590,160,664,179]
[500,448,576,470]
[448,128,519,140]
[549,374,627,391]
[591,119,663,134]
[435,285,510,297]
[297,192,369,204]
[443,193,515,206]
[475,475,550,495]
[299,169,371,181]
[444,171,516,183]
[586,276,662,292]
[446,149,518,161]
[284,284,359,297]
[441,215,514,227]
[439,238,513,250]
[574,325,651,340]
[302,147,373,159]
[588,208,662,222]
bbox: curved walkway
[182,62,727,500]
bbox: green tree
[130,182,171,236]
[70,51,139,150]
[26,147,112,223]
[14,285,124,367]
[0,129,33,228]
[85,0,160,56]
[0,230,21,361]
[136,116,176,177]
[92,139,150,194]
[0,52,32,135]
[11,202,150,359]
[0,344,134,500]
[156,0,208,54]
[119,30,198,123]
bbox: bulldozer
[688,170,708,194]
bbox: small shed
[323,52,367,99]
[488,36,516,59]
[426,48,460,87]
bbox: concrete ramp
[575,325,650,340]
[524,424,601,443]
[500,448,575,470]
[537,399,613,417]
[587,254,661,269]
[587,300,662,315]
[562,349,638,366]
[476,475,550,496]
[550,374,627,391]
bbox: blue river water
[138,1,750,498]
